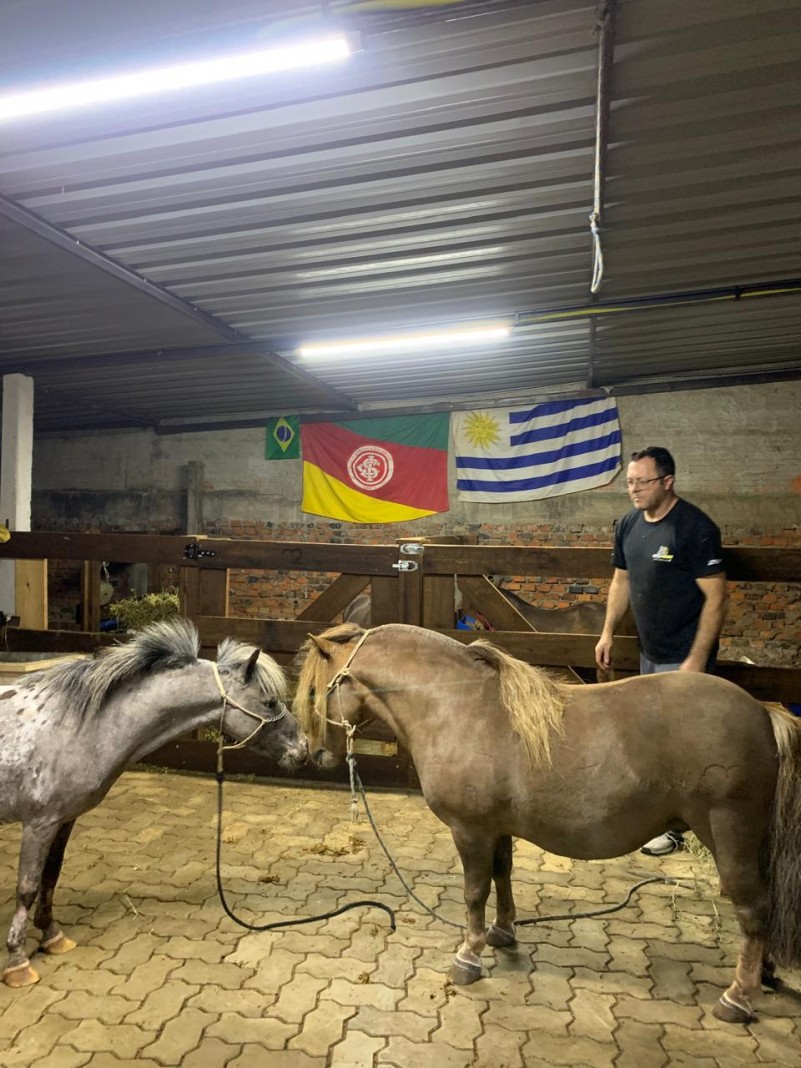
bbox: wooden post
[15,559,48,629]
[80,561,102,633]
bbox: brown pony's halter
[211,661,287,771]
[323,628,373,755]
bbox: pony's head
[292,623,368,768]
[216,637,308,769]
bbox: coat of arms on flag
[453,397,622,502]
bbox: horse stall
[2,531,801,1056]
[0,531,798,778]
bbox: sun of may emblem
[463,411,501,449]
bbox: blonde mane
[467,638,568,766]
[292,623,364,749]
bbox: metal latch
[392,559,418,572]
[398,542,425,555]
[183,542,217,561]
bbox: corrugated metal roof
[0,0,799,433]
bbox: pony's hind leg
[703,814,771,1024]
[34,820,77,957]
[449,826,495,985]
[3,820,61,987]
[486,835,517,948]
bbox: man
[595,446,727,856]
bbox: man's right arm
[595,568,631,670]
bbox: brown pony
[293,622,801,1025]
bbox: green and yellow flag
[266,416,300,459]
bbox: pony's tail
[764,703,801,967]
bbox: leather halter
[324,628,372,739]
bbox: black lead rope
[214,768,396,933]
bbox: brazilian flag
[265,416,300,459]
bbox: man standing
[595,446,727,856]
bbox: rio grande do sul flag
[301,414,449,523]
[453,396,621,502]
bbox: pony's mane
[293,623,567,765]
[293,623,363,747]
[23,618,286,722]
[466,639,568,766]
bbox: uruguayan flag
[453,397,621,502]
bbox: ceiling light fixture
[298,325,512,359]
[0,35,353,122]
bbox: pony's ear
[243,647,261,682]
[309,633,339,659]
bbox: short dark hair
[629,446,675,478]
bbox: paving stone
[648,956,695,1004]
[228,1046,327,1068]
[350,1004,435,1042]
[206,1011,299,1049]
[0,985,68,1040]
[81,1057,163,1068]
[21,1047,91,1068]
[614,994,703,1029]
[271,971,329,1023]
[69,1018,157,1058]
[139,1007,216,1063]
[377,1035,475,1068]
[322,978,404,1011]
[109,954,178,999]
[0,1014,80,1067]
[613,1019,668,1068]
[53,989,137,1025]
[520,1031,611,1066]
[430,993,485,1049]
[288,1001,355,1057]
[473,1025,527,1068]
[566,986,616,1042]
[330,1029,386,1067]
[123,978,200,1029]
[187,983,277,1017]
[661,1022,758,1062]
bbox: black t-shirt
[612,498,724,663]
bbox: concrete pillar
[0,374,34,613]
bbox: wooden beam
[458,575,534,631]
[1,534,799,583]
[295,574,370,622]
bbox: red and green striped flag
[301,414,449,523]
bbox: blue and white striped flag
[452,397,622,502]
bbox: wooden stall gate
[1,532,799,789]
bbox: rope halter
[323,628,373,747]
[211,660,287,772]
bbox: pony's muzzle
[312,747,340,769]
[279,736,309,769]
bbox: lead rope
[344,746,686,932]
[212,661,395,933]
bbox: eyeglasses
[626,476,665,489]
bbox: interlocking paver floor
[1,770,800,1067]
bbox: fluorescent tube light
[298,325,511,359]
[0,35,352,122]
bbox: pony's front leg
[486,835,517,948]
[34,821,77,957]
[450,828,494,985]
[3,821,60,987]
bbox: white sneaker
[640,831,684,856]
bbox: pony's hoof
[41,933,76,956]
[712,994,756,1025]
[2,961,41,988]
[486,922,517,948]
[450,955,482,985]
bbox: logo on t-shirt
[652,545,674,562]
